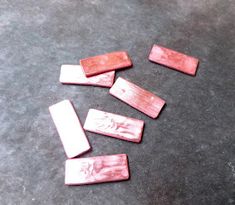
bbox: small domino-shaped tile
[60,65,115,87]
[49,100,91,158]
[80,51,132,77]
[109,77,165,118]
[65,154,130,185]
[84,109,144,143]
[149,44,199,76]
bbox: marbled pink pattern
[83,109,144,143]
[149,44,199,76]
[65,154,129,185]
[59,65,115,87]
[49,100,91,158]
[109,77,165,118]
[80,51,132,77]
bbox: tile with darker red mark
[109,77,165,119]
[59,65,115,87]
[80,51,132,77]
[49,100,91,158]
[149,44,199,76]
[65,154,129,185]
[84,109,144,143]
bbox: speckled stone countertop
[0,1,234,204]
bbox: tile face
[59,65,115,87]
[49,100,91,158]
[65,154,129,185]
[84,109,144,143]
[149,44,199,76]
[109,77,165,118]
[80,51,132,77]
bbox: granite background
[0,0,234,204]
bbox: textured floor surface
[0,0,234,205]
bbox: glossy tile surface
[49,100,90,158]
[109,77,165,118]
[65,154,129,185]
[80,51,132,77]
[84,109,144,143]
[149,44,199,76]
[59,65,115,87]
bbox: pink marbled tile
[80,51,132,77]
[109,77,165,118]
[84,109,144,143]
[149,44,199,76]
[60,65,115,87]
[65,154,129,185]
[49,100,91,158]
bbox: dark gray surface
[0,0,234,204]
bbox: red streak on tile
[149,44,199,76]
[49,100,91,158]
[59,65,115,88]
[80,51,132,77]
[84,109,144,143]
[109,77,165,118]
[65,154,129,185]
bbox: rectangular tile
[84,109,144,143]
[65,154,129,185]
[109,77,165,118]
[149,44,199,76]
[49,100,91,158]
[60,65,115,87]
[80,51,132,77]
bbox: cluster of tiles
[49,44,199,185]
